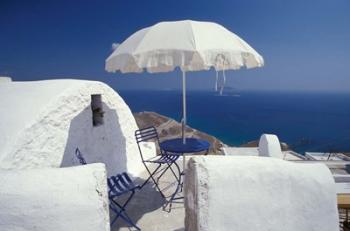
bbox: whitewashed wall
[0,164,109,231]
[185,156,339,231]
[0,80,148,177]
[0,76,12,82]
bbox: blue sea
[117,90,350,154]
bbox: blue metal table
[160,137,210,175]
[160,138,210,154]
[159,138,210,206]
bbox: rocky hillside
[133,111,226,154]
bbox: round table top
[160,138,210,154]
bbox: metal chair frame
[108,173,141,230]
[75,148,140,230]
[135,127,182,208]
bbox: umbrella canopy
[106,20,263,73]
[105,20,264,143]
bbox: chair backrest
[135,126,161,161]
[75,148,87,165]
[107,173,134,197]
[135,126,159,143]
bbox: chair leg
[156,162,180,183]
[109,191,141,230]
[141,160,182,204]
[151,162,181,190]
[169,162,181,183]
[140,164,161,187]
[141,163,166,198]
[175,162,182,182]
[109,203,128,225]
[165,161,182,187]
[110,204,141,230]
[163,161,183,212]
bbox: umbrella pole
[182,71,187,144]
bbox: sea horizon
[117,88,350,154]
[113,87,350,96]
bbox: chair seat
[145,154,180,164]
[75,148,140,230]
[108,173,141,198]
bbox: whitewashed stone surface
[0,163,109,231]
[185,156,339,231]
[0,79,149,177]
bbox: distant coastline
[134,111,293,154]
[134,111,226,154]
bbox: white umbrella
[106,20,264,143]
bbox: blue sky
[0,0,349,92]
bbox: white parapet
[0,76,12,83]
[0,163,110,231]
[184,156,339,231]
[222,147,304,160]
[258,134,284,158]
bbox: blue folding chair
[135,127,182,204]
[107,173,141,230]
[75,148,141,230]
